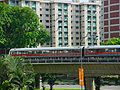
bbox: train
[8,45,120,58]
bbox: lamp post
[79,33,88,90]
[54,15,62,47]
[55,15,68,47]
[92,34,98,46]
[80,33,88,67]
[49,15,62,47]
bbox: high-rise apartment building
[0,0,40,16]
[0,0,100,47]
[100,0,120,42]
[91,0,120,43]
[39,1,100,47]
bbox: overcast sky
[80,0,89,2]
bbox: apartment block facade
[91,0,120,43]
[101,0,120,42]
[0,0,100,47]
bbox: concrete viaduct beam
[33,64,120,77]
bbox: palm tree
[0,57,9,89]
[41,73,49,90]
[47,74,57,90]
[4,55,35,90]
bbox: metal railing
[24,56,120,64]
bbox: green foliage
[0,55,35,89]
[0,57,9,89]
[102,38,120,45]
[0,3,50,48]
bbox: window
[76,26,79,29]
[76,10,79,13]
[76,15,79,18]
[40,8,42,11]
[31,1,36,10]
[76,32,79,34]
[40,14,42,16]
[76,37,79,40]
[40,20,42,22]
[46,9,49,11]
[25,1,29,6]
[46,14,49,17]
[76,21,79,23]
[76,5,78,8]
[76,43,79,45]
[58,3,62,7]
[46,20,49,23]
[64,21,68,26]
[46,26,49,28]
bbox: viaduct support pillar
[85,77,95,90]
[95,77,101,90]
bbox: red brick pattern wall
[110,19,119,25]
[104,33,108,38]
[110,26,119,31]
[104,7,108,12]
[104,0,108,6]
[104,27,108,32]
[104,20,108,26]
[104,14,108,19]
[110,5,119,11]
[110,33,119,38]
[110,0,119,4]
[110,12,119,18]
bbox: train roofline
[9,45,120,52]
[87,45,120,49]
[9,46,84,51]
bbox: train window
[10,51,17,54]
[17,51,22,54]
[105,48,115,52]
[42,50,50,53]
[105,49,108,52]
[116,48,120,52]
[64,50,68,53]
[28,51,34,54]
[36,51,42,54]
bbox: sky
[80,0,89,2]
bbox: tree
[0,57,9,89]
[41,73,49,90]
[47,74,57,90]
[0,3,50,49]
[1,55,35,90]
[39,73,57,90]
[102,38,120,45]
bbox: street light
[49,15,63,47]
[55,15,62,23]
[80,32,88,68]
[78,33,88,90]
[92,34,98,46]
[80,33,88,46]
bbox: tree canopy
[0,55,35,89]
[0,3,50,49]
[102,38,120,45]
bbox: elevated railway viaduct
[26,57,120,90]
